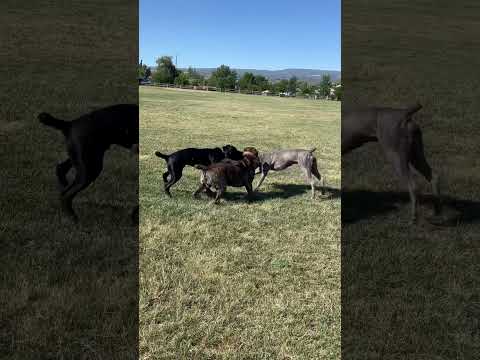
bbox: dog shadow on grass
[221,184,341,203]
[342,189,480,225]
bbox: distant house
[279,91,294,97]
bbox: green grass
[139,87,341,359]
[342,1,480,358]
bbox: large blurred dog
[342,103,441,222]
[39,104,139,223]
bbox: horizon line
[142,64,341,72]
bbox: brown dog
[193,147,259,203]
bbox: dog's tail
[405,103,422,118]
[38,113,70,134]
[309,147,317,153]
[155,151,170,160]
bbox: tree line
[139,56,342,99]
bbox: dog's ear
[243,153,258,167]
[243,147,259,158]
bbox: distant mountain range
[149,66,341,84]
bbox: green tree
[208,65,237,90]
[138,60,146,79]
[239,72,255,91]
[253,75,270,91]
[153,56,178,84]
[287,76,298,95]
[174,71,190,86]
[274,79,289,94]
[299,81,313,95]
[145,66,151,79]
[186,67,204,86]
[318,74,332,97]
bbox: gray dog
[254,148,325,199]
[342,103,441,223]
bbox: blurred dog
[38,104,139,223]
[342,103,441,222]
[193,147,259,203]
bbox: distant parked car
[140,79,152,85]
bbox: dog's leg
[193,183,206,199]
[431,172,442,215]
[244,181,254,202]
[60,156,103,223]
[162,171,170,183]
[387,151,417,223]
[254,164,270,191]
[407,176,417,224]
[410,129,442,215]
[254,173,267,191]
[205,187,216,198]
[56,158,73,189]
[311,158,326,195]
[213,186,225,204]
[164,167,182,197]
[300,164,316,199]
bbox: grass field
[342,1,480,358]
[139,87,341,359]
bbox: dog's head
[210,147,226,163]
[242,147,260,169]
[117,120,139,150]
[243,147,258,158]
[222,144,244,160]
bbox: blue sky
[139,0,340,71]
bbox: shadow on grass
[79,201,137,223]
[342,193,480,359]
[342,189,480,225]
[219,184,341,203]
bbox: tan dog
[194,147,259,203]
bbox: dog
[193,147,260,203]
[155,145,243,197]
[342,102,441,223]
[222,144,244,161]
[254,148,325,199]
[38,104,139,223]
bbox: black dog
[222,144,243,161]
[155,145,244,197]
[39,104,139,223]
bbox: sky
[139,0,340,71]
